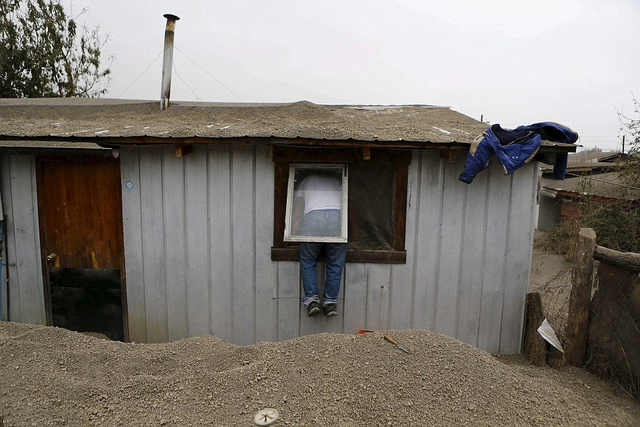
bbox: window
[284,164,348,243]
[272,146,410,264]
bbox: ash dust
[1,233,638,426]
[1,320,638,426]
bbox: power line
[116,50,164,99]
[174,45,244,102]
[114,46,244,103]
[172,60,202,102]
[564,171,640,192]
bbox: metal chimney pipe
[160,14,180,111]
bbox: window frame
[283,163,349,243]
[271,146,410,264]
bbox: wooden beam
[174,144,192,157]
[440,149,458,161]
[270,247,407,264]
[565,227,597,366]
[595,245,640,271]
[522,292,547,366]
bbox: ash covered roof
[0,98,576,152]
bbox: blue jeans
[300,242,348,307]
[299,209,347,307]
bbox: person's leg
[322,243,347,306]
[299,242,322,307]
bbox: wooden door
[36,155,126,341]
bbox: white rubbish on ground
[538,318,565,353]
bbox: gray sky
[78,0,640,151]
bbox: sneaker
[307,301,321,317]
[323,304,338,317]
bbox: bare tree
[618,95,640,185]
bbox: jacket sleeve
[552,153,568,180]
[458,135,493,184]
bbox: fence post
[565,228,596,366]
[523,292,547,366]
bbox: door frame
[35,152,128,341]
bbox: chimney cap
[163,14,180,21]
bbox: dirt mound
[1,321,638,426]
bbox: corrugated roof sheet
[544,172,640,201]
[540,151,624,172]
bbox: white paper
[537,318,564,353]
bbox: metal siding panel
[185,146,211,337]
[6,156,46,324]
[120,147,148,342]
[0,155,16,320]
[276,261,300,341]
[24,155,46,324]
[161,148,189,341]
[254,150,278,342]
[363,263,391,331]
[500,163,537,353]
[434,158,466,338]
[231,146,256,345]
[343,263,368,333]
[410,152,443,330]
[0,156,6,320]
[404,152,423,330]
[391,153,419,331]
[388,257,414,327]
[477,163,511,353]
[0,156,43,323]
[456,170,490,348]
[209,146,233,341]
[139,148,168,343]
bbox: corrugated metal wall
[120,144,276,345]
[0,146,537,354]
[0,155,46,324]
[119,145,536,353]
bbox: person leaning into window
[292,172,347,317]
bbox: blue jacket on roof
[458,122,579,184]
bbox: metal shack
[0,98,575,353]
